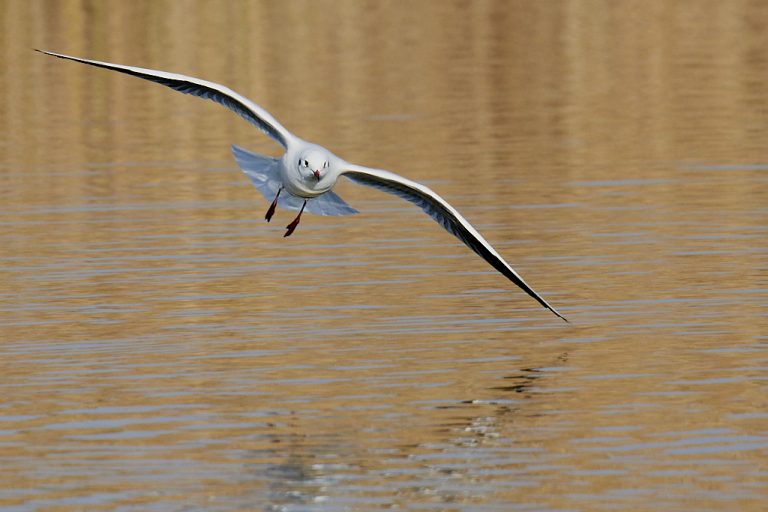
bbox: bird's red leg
[265,187,283,222]
[284,200,307,237]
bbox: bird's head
[297,149,330,182]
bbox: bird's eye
[323,161,328,169]
[303,160,308,167]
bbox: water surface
[1,1,766,510]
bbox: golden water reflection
[1,1,766,510]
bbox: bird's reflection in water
[493,353,568,397]
[378,352,573,504]
[245,430,358,511]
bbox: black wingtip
[34,49,57,58]
[545,304,569,323]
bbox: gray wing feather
[342,165,567,321]
[305,192,359,216]
[231,144,282,200]
[38,50,292,148]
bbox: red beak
[313,170,321,180]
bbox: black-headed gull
[38,50,567,321]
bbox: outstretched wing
[341,164,567,321]
[37,49,293,148]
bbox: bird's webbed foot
[265,187,283,222]
[284,200,307,237]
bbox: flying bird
[38,49,567,321]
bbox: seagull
[37,49,567,322]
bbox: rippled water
[1,1,766,510]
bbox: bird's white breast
[278,152,335,198]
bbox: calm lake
[1,1,766,510]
